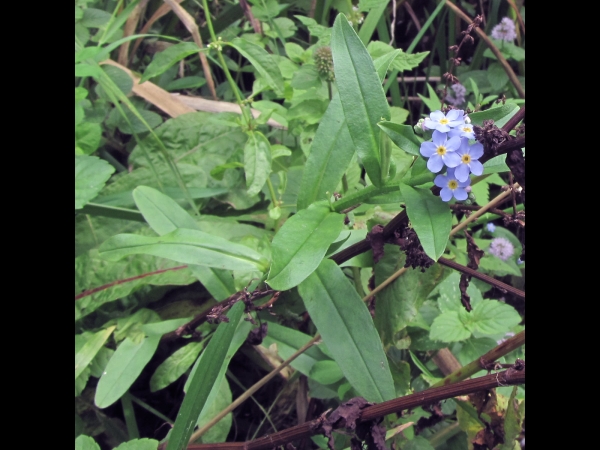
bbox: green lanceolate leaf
[378,121,422,156]
[75,155,116,209]
[166,302,244,450]
[267,203,344,291]
[140,42,202,83]
[261,321,330,376]
[75,326,116,379]
[133,186,236,300]
[469,103,520,128]
[373,49,403,81]
[296,94,355,210]
[149,341,205,392]
[95,335,161,408]
[399,183,451,261]
[98,228,269,272]
[244,131,272,197]
[229,38,285,96]
[298,259,395,402]
[133,186,199,232]
[330,13,390,187]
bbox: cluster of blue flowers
[418,110,484,202]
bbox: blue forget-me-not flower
[420,130,462,173]
[434,168,471,201]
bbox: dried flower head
[491,17,517,42]
[488,237,514,260]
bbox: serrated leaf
[399,184,451,261]
[244,131,272,196]
[95,335,161,408]
[500,386,523,450]
[373,49,402,80]
[98,228,269,272]
[75,326,116,379]
[267,203,344,290]
[166,302,244,450]
[229,38,284,96]
[471,300,521,335]
[150,341,204,392]
[296,94,355,210]
[141,42,201,83]
[418,83,442,112]
[374,246,446,347]
[75,435,101,450]
[298,259,395,402]
[430,312,471,342]
[113,438,159,450]
[331,14,390,187]
[75,155,115,209]
[378,121,422,156]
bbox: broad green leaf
[479,254,521,276]
[298,259,395,402]
[75,435,100,450]
[133,186,199,233]
[196,378,232,443]
[373,49,403,81]
[142,318,191,336]
[113,439,159,450]
[500,386,523,450]
[267,203,344,290]
[75,155,115,209]
[95,335,161,408]
[378,121,421,156]
[261,321,330,376]
[482,154,511,174]
[374,247,446,347]
[291,64,322,90]
[75,326,116,379]
[150,341,205,392]
[435,272,462,313]
[102,65,134,96]
[244,131,272,197]
[132,186,236,300]
[75,247,195,321]
[229,38,284,96]
[470,300,521,335]
[166,302,244,450]
[296,94,355,210]
[429,311,471,342]
[469,103,520,128]
[140,42,201,83]
[399,184,451,261]
[331,13,390,187]
[76,122,102,155]
[457,337,498,366]
[98,228,269,272]
[309,360,345,385]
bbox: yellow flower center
[448,180,458,189]
[436,145,447,156]
[439,118,449,125]
[463,126,472,132]
[461,154,471,164]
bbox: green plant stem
[121,392,140,439]
[351,267,366,298]
[130,394,174,424]
[201,0,252,126]
[431,330,524,388]
[428,422,461,447]
[226,370,278,434]
[332,184,399,213]
[266,178,279,207]
[187,334,321,443]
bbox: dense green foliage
[76,1,525,449]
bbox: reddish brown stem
[186,368,525,449]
